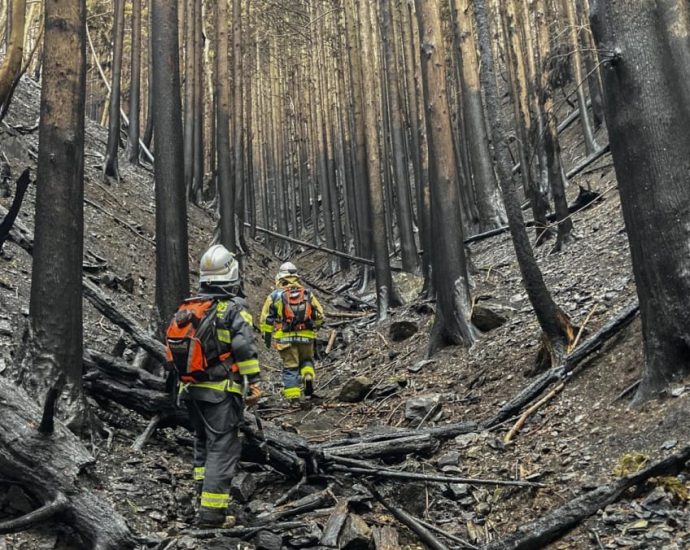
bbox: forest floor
[1,78,689,550]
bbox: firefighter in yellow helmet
[260,262,324,404]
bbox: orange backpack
[165,299,231,383]
[280,286,314,331]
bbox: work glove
[263,333,272,349]
[245,383,262,408]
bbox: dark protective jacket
[173,290,260,403]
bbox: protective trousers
[277,341,315,399]
[187,394,243,516]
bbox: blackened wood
[485,444,690,550]
[366,482,449,550]
[0,378,136,548]
[0,167,30,251]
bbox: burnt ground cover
[1,78,688,549]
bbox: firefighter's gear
[275,261,298,283]
[260,272,323,401]
[199,244,240,285]
[166,250,261,527]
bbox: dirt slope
[1,77,689,550]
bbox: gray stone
[389,320,418,342]
[437,451,461,469]
[475,502,492,515]
[338,514,372,550]
[404,394,442,422]
[338,376,373,403]
[231,472,257,503]
[444,483,470,500]
[392,272,424,304]
[0,319,11,336]
[471,305,508,332]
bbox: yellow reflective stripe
[284,386,302,399]
[189,380,243,394]
[260,323,273,334]
[238,359,260,376]
[300,365,315,379]
[273,329,316,339]
[201,491,230,509]
[217,328,231,343]
[193,466,205,481]
[240,310,253,325]
[216,301,229,314]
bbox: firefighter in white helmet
[165,244,261,528]
[260,262,324,405]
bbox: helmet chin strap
[200,281,242,297]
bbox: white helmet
[199,244,239,285]
[276,261,298,283]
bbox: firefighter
[165,244,261,528]
[260,262,324,405]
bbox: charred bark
[126,0,142,164]
[590,0,690,402]
[103,0,125,181]
[416,0,478,354]
[151,0,189,324]
[0,378,136,548]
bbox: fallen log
[253,490,336,526]
[0,168,30,251]
[327,456,544,488]
[319,498,350,547]
[82,279,167,363]
[485,444,690,550]
[365,482,449,550]
[324,434,439,460]
[484,302,639,428]
[566,143,611,179]
[82,350,305,475]
[0,377,136,548]
[0,201,33,252]
[317,421,479,450]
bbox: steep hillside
[1,77,689,550]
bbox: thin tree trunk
[191,0,204,203]
[535,0,573,251]
[182,0,195,198]
[358,0,398,318]
[382,0,419,274]
[103,0,125,181]
[126,0,142,164]
[216,0,235,251]
[142,3,154,151]
[455,0,506,232]
[233,0,246,251]
[475,0,573,370]
[0,0,25,114]
[564,0,598,154]
[151,0,189,325]
[415,0,478,355]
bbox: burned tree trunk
[590,0,690,401]
[0,0,25,114]
[415,0,478,354]
[126,0,142,164]
[357,0,398,319]
[474,0,573,370]
[0,378,136,549]
[103,0,125,181]
[26,0,87,428]
[151,0,189,324]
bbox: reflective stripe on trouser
[187,394,242,512]
[278,343,315,399]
